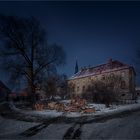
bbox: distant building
[9,90,28,101]
[68,59,136,101]
[9,86,47,101]
[0,81,11,102]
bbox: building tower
[75,60,79,74]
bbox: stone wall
[68,68,135,100]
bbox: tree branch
[34,58,57,76]
[0,51,20,56]
[0,27,32,65]
[21,70,32,81]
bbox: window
[88,77,91,80]
[102,75,105,80]
[110,73,114,78]
[121,72,125,78]
[121,81,126,89]
[82,86,85,92]
[77,86,79,92]
[121,94,125,97]
[87,85,91,91]
[109,82,114,87]
[71,84,75,92]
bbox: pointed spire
[75,60,79,74]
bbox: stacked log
[55,103,65,112]
[65,106,81,112]
[47,102,57,110]
[47,102,65,111]
[81,108,96,113]
[34,102,44,111]
[47,99,96,114]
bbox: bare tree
[82,74,122,106]
[0,15,66,105]
[42,74,68,100]
[57,74,68,99]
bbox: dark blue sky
[0,1,140,86]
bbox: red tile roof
[69,59,135,80]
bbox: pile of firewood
[47,102,65,111]
[47,98,96,113]
[82,108,95,113]
[34,102,45,111]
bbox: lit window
[87,85,91,91]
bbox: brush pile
[47,98,95,113]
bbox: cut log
[82,108,96,113]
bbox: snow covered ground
[9,99,140,119]
[1,99,140,139]
[81,110,140,139]
[0,116,38,139]
[1,110,140,139]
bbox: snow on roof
[69,59,133,80]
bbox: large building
[68,59,136,101]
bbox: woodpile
[81,108,96,113]
[55,103,65,112]
[70,98,87,107]
[47,102,65,111]
[64,106,81,112]
[47,98,96,114]
[47,102,57,110]
[34,102,44,111]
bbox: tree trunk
[27,66,36,105]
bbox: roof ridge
[81,60,115,70]
[70,59,131,80]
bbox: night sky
[0,1,140,87]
